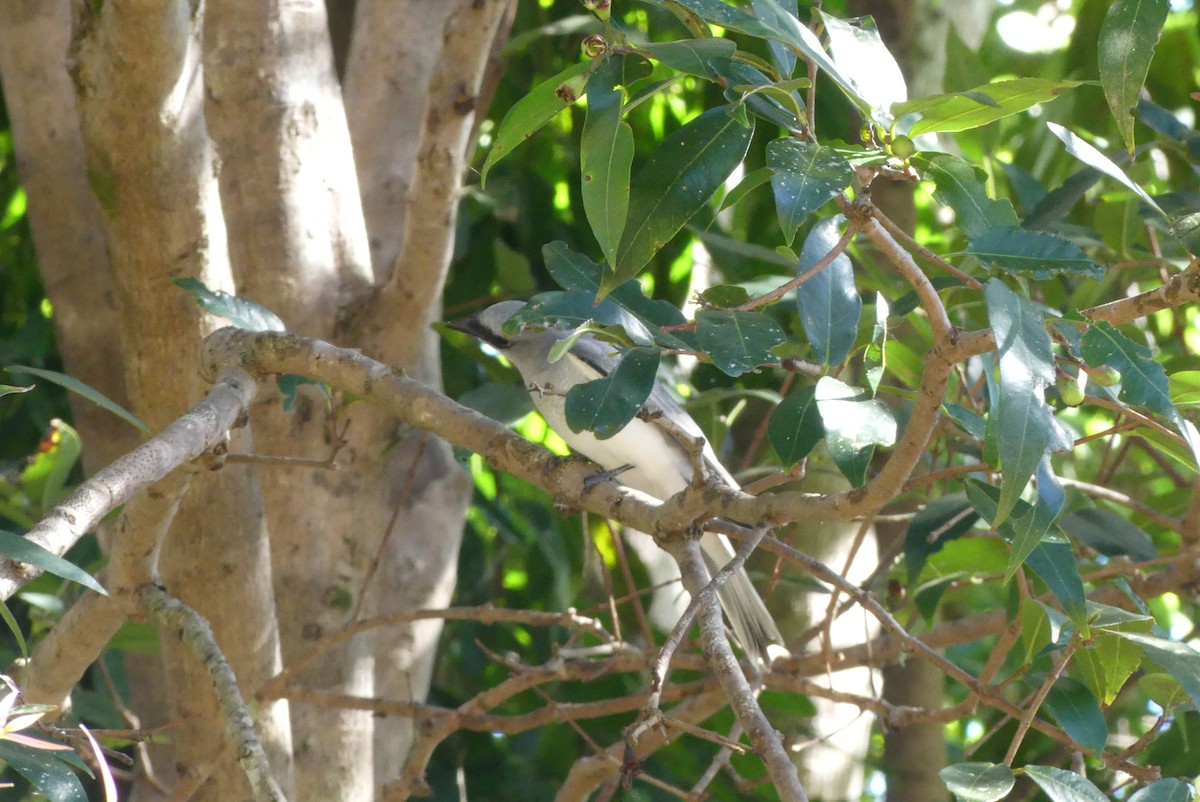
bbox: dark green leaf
[457,382,535,426]
[1113,630,1200,711]
[481,60,591,186]
[968,227,1102,280]
[1080,321,1173,417]
[904,493,979,583]
[1170,212,1200,257]
[6,365,149,436]
[985,280,1056,525]
[581,57,634,266]
[1003,460,1064,578]
[1129,778,1196,802]
[1046,123,1165,217]
[892,79,1084,138]
[796,215,860,365]
[1044,678,1107,755]
[609,106,753,295]
[0,529,105,595]
[767,386,822,467]
[564,347,659,439]
[639,38,736,77]
[719,166,775,211]
[943,403,985,440]
[695,309,784,376]
[1099,0,1170,152]
[513,290,655,346]
[750,0,797,76]
[815,377,897,486]
[766,140,854,245]
[1060,507,1157,562]
[0,598,27,658]
[709,58,804,131]
[817,11,906,122]
[698,284,750,308]
[0,740,87,802]
[1023,764,1109,802]
[174,276,286,332]
[939,762,1015,802]
[914,153,1018,238]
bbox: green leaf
[1003,460,1064,579]
[1076,631,1143,704]
[5,366,149,436]
[174,276,286,332]
[719,165,775,211]
[986,280,1055,525]
[914,152,1019,238]
[581,57,634,266]
[1059,507,1157,562]
[1099,0,1171,153]
[967,227,1102,280]
[1139,673,1191,711]
[1129,778,1197,802]
[609,106,753,295]
[480,60,591,187]
[671,0,873,117]
[709,58,804,132]
[1169,211,1200,257]
[864,293,888,395]
[1080,321,1173,417]
[0,529,106,596]
[767,386,822,467]
[1112,630,1200,711]
[939,762,1015,802]
[1020,597,1052,663]
[892,79,1084,138]
[0,599,28,659]
[639,38,736,77]
[20,420,81,512]
[817,11,907,123]
[815,376,897,487]
[903,494,979,583]
[512,290,655,346]
[796,215,860,365]
[457,382,535,426]
[0,740,88,802]
[750,0,798,76]
[766,140,854,245]
[1170,370,1200,406]
[564,347,660,439]
[0,383,32,398]
[1044,678,1107,755]
[695,309,784,376]
[1023,764,1109,802]
[1046,123,1166,217]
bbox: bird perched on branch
[449,300,786,667]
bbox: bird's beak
[446,313,510,350]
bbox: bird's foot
[583,463,633,494]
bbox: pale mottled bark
[70,1,291,798]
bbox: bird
[449,300,787,667]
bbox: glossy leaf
[766,139,854,244]
[864,293,888,395]
[1076,631,1144,704]
[581,57,634,266]
[796,215,860,365]
[893,79,1083,137]
[939,762,1015,802]
[1081,321,1173,417]
[1099,0,1170,152]
[481,60,591,186]
[609,106,753,295]
[1047,122,1166,217]
[768,386,822,467]
[720,165,775,211]
[1044,678,1107,755]
[1059,507,1157,562]
[639,38,736,77]
[512,290,655,346]
[1004,459,1064,579]
[967,227,1102,280]
[815,377,897,486]
[6,365,149,436]
[818,11,907,123]
[542,242,685,327]
[914,152,1018,238]
[1113,630,1200,711]
[0,740,88,802]
[986,280,1056,525]
[0,529,105,596]
[903,493,979,582]
[751,0,797,76]
[564,346,659,439]
[695,309,784,376]
[709,58,804,131]
[1129,779,1197,802]
[1023,764,1109,802]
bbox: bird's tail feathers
[699,538,789,668]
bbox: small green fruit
[1057,373,1085,407]
[890,134,916,160]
